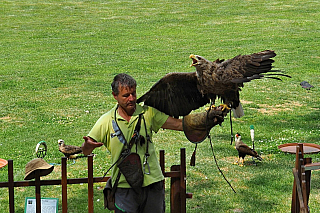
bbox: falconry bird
[58,139,83,159]
[138,50,291,118]
[234,133,262,166]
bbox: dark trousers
[115,181,165,213]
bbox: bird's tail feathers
[256,155,263,161]
[232,102,244,118]
[252,150,263,161]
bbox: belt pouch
[117,152,144,193]
[103,177,116,210]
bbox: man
[82,73,226,213]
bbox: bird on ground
[58,139,83,159]
[138,50,291,118]
[234,133,262,166]
[300,81,314,90]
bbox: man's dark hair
[111,73,137,95]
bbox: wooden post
[61,157,68,213]
[291,143,304,213]
[292,168,308,213]
[35,170,41,213]
[8,160,14,213]
[170,148,188,213]
[301,166,308,211]
[180,148,186,213]
[88,155,94,213]
[170,165,181,213]
[304,157,312,205]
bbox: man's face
[113,85,137,114]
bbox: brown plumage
[234,133,262,166]
[138,50,290,118]
[58,139,83,159]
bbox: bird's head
[58,139,65,147]
[189,54,207,67]
[189,54,215,76]
[235,133,241,141]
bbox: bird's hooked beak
[189,54,199,67]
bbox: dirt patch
[0,116,12,121]
[240,100,253,104]
[250,101,303,115]
[0,115,24,126]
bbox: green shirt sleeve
[143,105,169,133]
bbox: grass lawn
[0,0,319,212]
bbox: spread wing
[190,50,290,112]
[137,72,210,117]
[221,50,291,84]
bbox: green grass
[1,0,319,212]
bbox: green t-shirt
[88,104,169,188]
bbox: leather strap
[102,106,143,178]
[111,120,127,145]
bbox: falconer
[82,73,226,213]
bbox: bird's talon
[219,104,231,111]
[205,105,216,111]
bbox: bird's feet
[219,104,231,111]
[239,159,244,167]
[205,105,216,111]
[206,104,230,112]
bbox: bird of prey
[300,81,314,90]
[138,50,291,118]
[58,139,83,159]
[234,133,262,166]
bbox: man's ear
[112,92,117,100]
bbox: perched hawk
[234,133,262,166]
[58,139,83,159]
[138,50,291,118]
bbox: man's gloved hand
[182,106,229,143]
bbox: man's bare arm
[161,116,183,131]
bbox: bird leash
[207,106,236,194]
[208,133,236,193]
[190,104,236,193]
[229,111,234,145]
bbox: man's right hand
[82,136,104,155]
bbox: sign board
[25,197,58,213]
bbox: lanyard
[111,105,151,175]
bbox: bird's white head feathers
[235,133,241,142]
[58,139,65,146]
